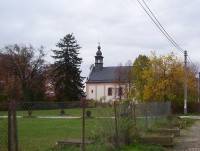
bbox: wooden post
[7,100,18,151]
[8,101,12,151]
[12,101,18,151]
[114,101,119,148]
[82,94,86,151]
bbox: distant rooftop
[87,66,131,83]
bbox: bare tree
[125,60,132,97]
[115,62,131,101]
[0,44,46,101]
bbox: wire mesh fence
[0,100,171,151]
[87,101,171,148]
[0,102,8,151]
[16,101,83,151]
[134,101,171,129]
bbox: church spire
[96,42,102,56]
[95,43,103,69]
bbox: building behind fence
[0,100,171,151]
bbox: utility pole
[184,51,188,114]
[198,72,200,103]
[198,72,200,113]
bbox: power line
[188,54,198,72]
[136,0,184,53]
[141,0,185,53]
[136,0,199,114]
[137,0,198,72]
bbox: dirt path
[175,119,200,151]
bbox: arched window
[108,87,112,96]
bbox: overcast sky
[1,0,200,79]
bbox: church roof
[87,66,131,83]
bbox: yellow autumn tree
[141,52,198,104]
[130,51,198,107]
[130,55,150,101]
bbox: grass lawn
[48,143,164,151]
[1,106,167,151]
[17,118,95,151]
[16,117,163,151]
[0,115,166,151]
[16,107,114,117]
[0,118,7,151]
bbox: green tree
[52,33,84,101]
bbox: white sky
[0,0,200,79]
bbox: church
[85,45,131,102]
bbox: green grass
[16,107,114,117]
[1,107,168,151]
[1,107,114,117]
[17,118,95,151]
[181,118,196,130]
[120,143,164,151]
[47,143,115,151]
[15,116,164,151]
[48,143,164,151]
[0,118,7,151]
[17,108,82,117]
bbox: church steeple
[95,43,103,69]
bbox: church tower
[95,43,104,69]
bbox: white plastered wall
[88,85,96,100]
[97,85,104,100]
[86,83,117,102]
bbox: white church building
[86,45,131,102]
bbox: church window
[108,87,112,96]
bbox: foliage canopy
[130,52,198,105]
[0,44,46,101]
[52,33,84,101]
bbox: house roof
[87,66,131,83]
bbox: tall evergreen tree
[52,34,84,101]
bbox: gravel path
[175,119,200,151]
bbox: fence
[0,102,8,151]
[0,100,171,151]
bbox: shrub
[86,110,92,118]
[167,114,173,122]
[90,102,141,147]
[28,110,32,117]
[119,117,141,145]
[60,109,65,115]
